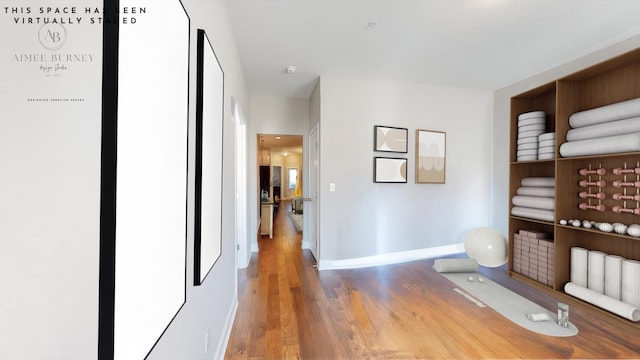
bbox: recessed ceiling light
[275,136,281,140]
[285,66,296,74]
[367,20,377,29]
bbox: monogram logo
[38,23,67,50]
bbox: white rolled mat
[605,255,624,300]
[622,259,640,307]
[519,130,545,139]
[566,116,640,141]
[559,133,640,158]
[510,206,555,222]
[433,258,479,273]
[517,155,538,162]
[518,142,539,151]
[516,186,555,197]
[521,177,555,187]
[564,282,640,322]
[571,247,589,288]
[569,97,640,128]
[539,132,556,141]
[587,251,606,294]
[518,136,539,145]
[538,153,555,160]
[539,139,555,147]
[512,195,555,210]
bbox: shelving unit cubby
[508,48,640,330]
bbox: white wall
[491,34,640,236]
[0,1,102,358]
[318,76,493,266]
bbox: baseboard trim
[213,294,238,360]
[317,243,465,271]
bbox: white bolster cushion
[569,97,640,128]
[560,133,640,158]
[511,206,555,222]
[512,195,555,210]
[516,186,555,198]
[433,258,479,273]
[567,116,640,141]
[565,282,640,322]
[521,177,555,187]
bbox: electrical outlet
[329,183,336,192]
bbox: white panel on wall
[114,0,189,358]
[0,0,103,358]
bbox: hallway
[224,201,640,359]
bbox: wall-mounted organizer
[509,48,640,331]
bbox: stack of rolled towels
[537,132,556,160]
[511,177,555,222]
[566,247,640,322]
[517,111,546,161]
[560,97,640,157]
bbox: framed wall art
[374,125,408,153]
[374,157,408,183]
[416,129,446,184]
[99,0,191,359]
[194,28,224,286]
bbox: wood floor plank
[225,201,640,359]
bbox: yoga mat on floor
[571,247,589,288]
[622,260,640,307]
[521,177,555,187]
[565,282,640,322]
[516,186,555,198]
[559,133,640,157]
[512,195,555,210]
[569,97,640,128]
[605,255,624,300]
[587,251,606,294]
[433,258,479,273]
[566,116,640,141]
[441,272,578,337]
[510,206,555,222]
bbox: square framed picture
[374,157,408,183]
[416,129,446,183]
[374,125,408,153]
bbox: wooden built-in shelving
[508,48,640,329]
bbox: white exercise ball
[464,227,508,267]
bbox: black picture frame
[194,28,224,286]
[374,125,408,153]
[374,157,408,183]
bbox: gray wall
[317,76,494,265]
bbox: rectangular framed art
[194,28,224,286]
[415,129,446,184]
[374,157,408,183]
[374,125,408,153]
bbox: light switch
[329,183,336,192]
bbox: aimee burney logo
[5,5,147,78]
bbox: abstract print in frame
[374,157,408,183]
[416,129,446,184]
[194,28,224,286]
[374,125,408,153]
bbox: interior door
[308,125,319,262]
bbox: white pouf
[464,227,509,267]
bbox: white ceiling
[224,0,640,99]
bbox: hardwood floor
[225,201,640,359]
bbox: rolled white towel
[521,177,555,187]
